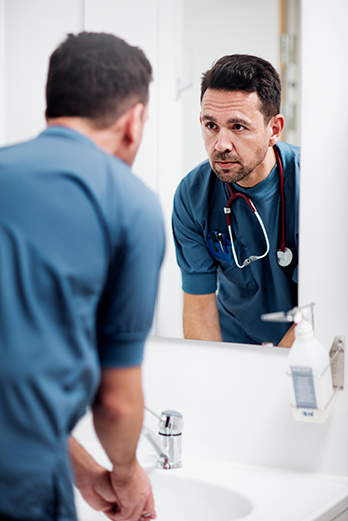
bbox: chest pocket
[207,231,232,263]
[207,230,250,266]
[207,230,259,290]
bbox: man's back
[0,125,164,520]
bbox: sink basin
[74,474,251,521]
[141,468,252,520]
[73,444,252,521]
[75,473,251,521]
[74,442,348,521]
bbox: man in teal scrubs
[172,55,299,346]
[0,33,164,521]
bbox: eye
[205,122,217,130]
[232,124,246,131]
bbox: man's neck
[47,117,95,138]
[236,146,277,188]
[46,117,125,159]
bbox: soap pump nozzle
[261,302,315,329]
[293,314,316,341]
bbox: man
[0,33,164,521]
[172,54,299,346]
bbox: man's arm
[183,292,295,346]
[183,292,222,341]
[71,367,156,521]
[92,366,155,520]
[70,437,120,515]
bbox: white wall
[84,0,159,194]
[299,0,348,350]
[0,0,84,145]
[75,335,348,479]
[141,337,348,478]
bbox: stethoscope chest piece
[277,247,293,267]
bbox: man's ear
[125,102,147,146]
[268,114,285,147]
[118,102,148,165]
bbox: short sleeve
[97,188,165,367]
[172,179,217,295]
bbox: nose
[215,128,233,153]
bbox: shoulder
[174,159,216,203]
[276,142,300,207]
[185,159,212,182]
[276,141,300,183]
[109,155,161,215]
[276,141,300,167]
[173,159,219,225]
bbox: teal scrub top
[172,141,299,344]
[0,126,165,521]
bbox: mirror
[0,0,301,342]
[156,0,301,340]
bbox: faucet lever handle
[158,410,183,435]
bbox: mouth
[215,160,239,169]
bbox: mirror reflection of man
[0,33,164,521]
[172,55,299,347]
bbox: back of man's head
[46,32,152,129]
[200,54,281,123]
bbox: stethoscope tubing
[275,145,286,253]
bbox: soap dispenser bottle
[287,317,334,423]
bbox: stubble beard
[213,162,251,184]
[211,149,268,185]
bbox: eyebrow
[202,115,250,127]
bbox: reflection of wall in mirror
[181,0,280,177]
[279,0,301,147]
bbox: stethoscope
[223,146,293,269]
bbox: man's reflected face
[200,89,274,188]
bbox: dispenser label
[291,366,317,409]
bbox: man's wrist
[111,458,138,485]
[70,437,104,490]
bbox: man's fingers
[105,504,157,521]
[140,511,156,520]
[140,490,156,519]
[108,503,142,521]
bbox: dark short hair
[46,32,152,128]
[200,54,281,122]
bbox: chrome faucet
[142,409,183,469]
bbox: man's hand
[91,366,157,520]
[109,460,156,520]
[76,464,119,516]
[70,437,156,520]
[70,437,118,516]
